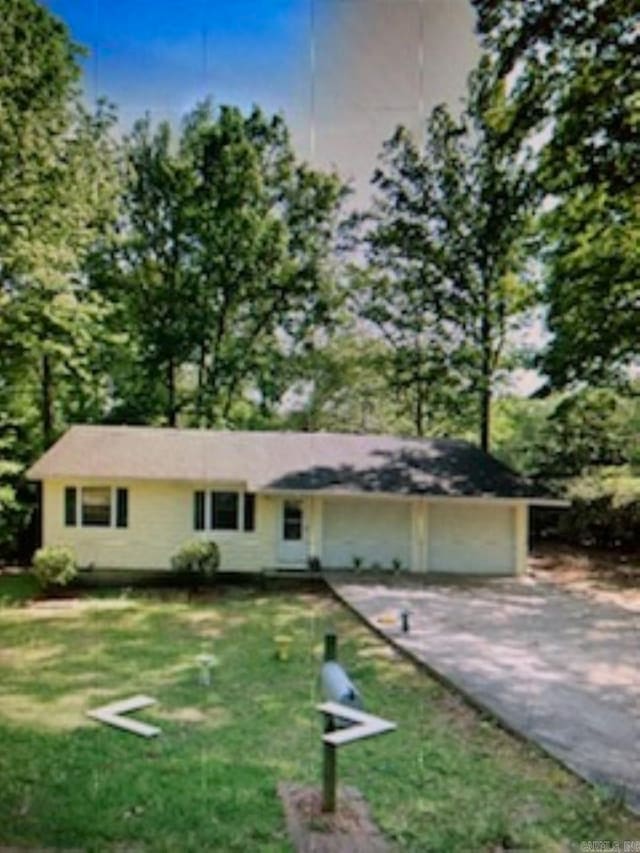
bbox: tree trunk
[480,376,491,453]
[41,353,54,448]
[480,329,491,452]
[196,341,207,426]
[415,387,424,437]
[167,358,177,426]
[480,279,492,453]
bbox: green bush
[532,497,640,550]
[32,545,77,588]
[561,497,640,549]
[171,540,220,577]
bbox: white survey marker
[317,701,396,747]
[87,695,160,738]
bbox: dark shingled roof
[27,425,558,502]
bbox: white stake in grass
[87,695,160,738]
[195,652,218,686]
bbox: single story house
[27,425,564,575]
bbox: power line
[310,0,317,162]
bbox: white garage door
[323,498,411,571]
[428,503,515,574]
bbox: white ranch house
[27,426,563,575]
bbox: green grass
[0,571,40,605]
[0,578,638,852]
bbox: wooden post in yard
[322,631,337,812]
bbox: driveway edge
[325,577,638,816]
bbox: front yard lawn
[0,577,638,851]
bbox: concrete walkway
[327,575,640,813]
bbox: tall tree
[352,109,478,439]
[94,116,196,426]
[0,0,119,554]
[101,102,347,427]
[0,0,119,449]
[0,0,82,279]
[1,101,120,449]
[184,103,347,425]
[357,59,533,449]
[472,0,640,386]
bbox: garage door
[428,503,515,574]
[323,498,411,570]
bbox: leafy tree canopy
[92,101,348,428]
[472,0,640,386]
[355,58,535,448]
[493,388,640,479]
[0,0,119,556]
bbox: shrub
[171,540,220,578]
[531,497,640,550]
[559,497,640,549]
[32,545,77,588]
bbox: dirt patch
[430,690,482,738]
[278,783,392,853]
[154,706,207,724]
[529,545,640,612]
[13,596,137,620]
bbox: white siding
[322,497,411,570]
[42,480,523,576]
[42,479,278,572]
[427,502,515,574]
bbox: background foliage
[1,0,637,559]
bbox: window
[64,487,77,526]
[116,488,128,528]
[211,491,238,530]
[193,491,205,531]
[243,492,256,531]
[196,491,251,531]
[283,500,303,541]
[81,487,111,527]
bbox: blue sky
[43,1,478,193]
[45,0,311,131]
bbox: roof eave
[525,497,571,508]
[257,487,568,504]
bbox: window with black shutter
[116,488,128,528]
[243,493,255,531]
[194,490,205,530]
[64,487,77,526]
[81,487,111,527]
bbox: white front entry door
[277,498,308,565]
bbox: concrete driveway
[327,575,640,813]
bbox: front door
[277,498,307,565]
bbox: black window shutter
[243,493,255,531]
[116,488,128,528]
[64,487,77,526]
[194,491,205,530]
